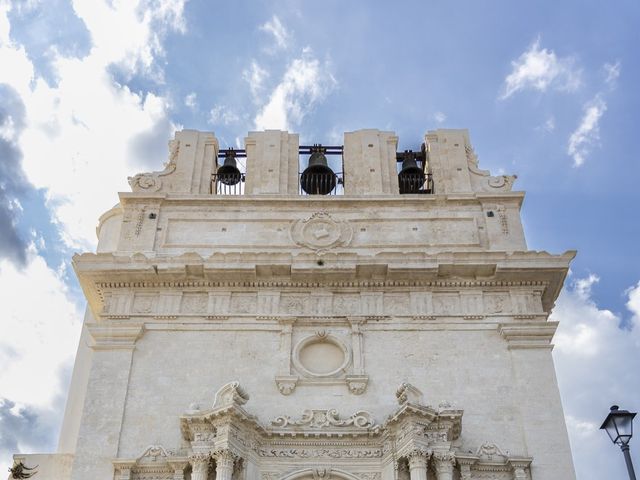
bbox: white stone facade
[11,128,576,480]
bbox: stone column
[407,450,431,480]
[433,452,455,480]
[189,453,210,480]
[214,450,236,480]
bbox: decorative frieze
[99,287,547,321]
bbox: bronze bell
[300,145,336,195]
[217,149,242,185]
[398,151,424,194]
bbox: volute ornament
[271,409,377,429]
[128,139,179,192]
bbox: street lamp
[601,405,637,480]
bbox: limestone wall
[48,128,576,480]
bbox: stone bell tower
[13,128,576,480]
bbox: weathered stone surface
[18,128,575,480]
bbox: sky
[0,0,639,478]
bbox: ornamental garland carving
[271,409,377,429]
[257,448,384,459]
[290,211,353,254]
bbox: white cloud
[184,92,197,110]
[260,15,290,51]
[536,116,555,133]
[242,60,269,104]
[0,0,186,249]
[552,275,640,480]
[71,0,186,81]
[208,104,240,126]
[0,251,82,474]
[603,61,621,87]
[254,50,337,131]
[567,96,607,167]
[500,37,581,99]
[433,111,446,124]
[0,252,81,408]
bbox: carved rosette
[290,211,353,254]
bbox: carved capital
[508,457,533,480]
[189,452,211,464]
[433,451,456,472]
[212,449,236,468]
[407,448,430,469]
[189,452,210,480]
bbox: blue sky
[0,1,639,478]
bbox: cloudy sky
[0,1,639,478]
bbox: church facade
[12,128,576,479]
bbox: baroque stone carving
[465,144,517,192]
[290,212,353,254]
[128,139,179,192]
[271,409,377,429]
[396,382,424,405]
[476,442,508,462]
[346,375,369,395]
[257,448,383,458]
[213,381,249,408]
[275,375,298,395]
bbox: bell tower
[16,127,576,480]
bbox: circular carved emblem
[290,212,353,254]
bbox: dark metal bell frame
[397,150,426,194]
[300,145,337,195]
[216,149,243,185]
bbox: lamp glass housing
[601,406,636,446]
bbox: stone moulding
[499,321,559,349]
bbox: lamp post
[600,405,637,480]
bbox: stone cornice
[73,250,573,318]
[499,321,559,349]
[117,191,526,208]
[87,323,144,350]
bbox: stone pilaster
[169,461,189,480]
[433,452,455,480]
[455,455,476,480]
[407,449,431,480]
[509,459,532,480]
[213,450,236,480]
[189,453,210,480]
